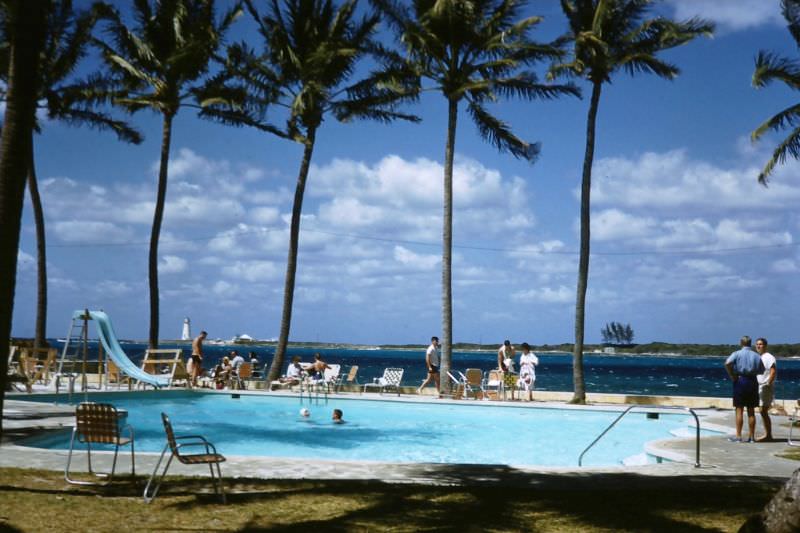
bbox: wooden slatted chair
[65,402,135,486]
[143,413,226,503]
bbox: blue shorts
[733,375,759,408]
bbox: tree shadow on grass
[223,467,783,532]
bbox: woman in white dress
[517,342,539,401]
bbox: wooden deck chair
[20,347,57,385]
[363,367,404,396]
[231,362,252,390]
[464,368,486,399]
[337,365,359,392]
[65,402,135,486]
[105,358,132,389]
[141,349,188,388]
[143,413,226,504]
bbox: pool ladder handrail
[578,405,701,468]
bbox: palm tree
[0,0,142,354]
[206,0,419,383]
[94,0,241,348]
[372,0,579,389]
[552,0,713,403]
[752,0,800,184]
[0,0,50,440]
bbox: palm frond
[467,100,539,161]
[55,107,143,144]
[753,50,800,91]
[755,124,800,185]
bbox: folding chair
[143,413,226,503]
[65,402,135,486]
[337,365,359,392]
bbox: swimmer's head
[300,408,310,417]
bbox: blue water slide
[75,310,170,388]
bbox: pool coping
[2,390,799,485]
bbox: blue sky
[11,0,800,345]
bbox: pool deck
[2,390,798,487]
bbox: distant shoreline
[16,337,799,358]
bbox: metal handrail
[578,405,701,468]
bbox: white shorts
[759,384,774,408]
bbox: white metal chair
[143,412,226,503]
[65,402,135,486]
[363,367,404,396]
[788,400,800,447]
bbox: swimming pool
[20,391,706,467]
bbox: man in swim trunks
[190,330,207,387]
[755,337,777,442]
[724,336,765,443]
[417,336,440,394]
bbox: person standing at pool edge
[191,330,207,387]
[418,336,440,394]
[755,337,777,442]
[724,336,765,443]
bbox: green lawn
[0,467,783,532]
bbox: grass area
[0,467,782,532]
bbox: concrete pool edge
[2,393,799,483]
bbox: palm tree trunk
[28,135,48,352]
[571,81,602,404]
[268,131,317,383]
[0,0,49,441]
[149,113,174,349]
[440,98,457,393]
[740,466,800,532]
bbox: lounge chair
[337,365,359,392]
[363,367,404,396]
[484,369,504,400]
[446,371,466,399]
[65,402,135,486]
[143,412,226,504]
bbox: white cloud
[681,259,731,275]
[250,206,280,224]
[17,250,35,270]
[222,260,281,282]
[512,285,573,303]
[666,0,782,31]
[95,280,133,296]
[212,280,239,297]
[772,258,799,273]
[592,149,800,211]
[592,209,657,241]
[52,220,135,244]
[393,246,439,270]
[159,255,187,274]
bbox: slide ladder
[61,310,170,389]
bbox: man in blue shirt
[724,336,765,442]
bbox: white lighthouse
[181,317,191,341]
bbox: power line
[44,224,798,257]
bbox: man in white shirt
[417,336,440,394]
[230,351,245,371]
[755,337,777,442]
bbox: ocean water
[50,340,800,399]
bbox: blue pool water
[48,340,800,398]
[21,391,707,467]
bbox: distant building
[181,318,191,341]
[603,346,616,354]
